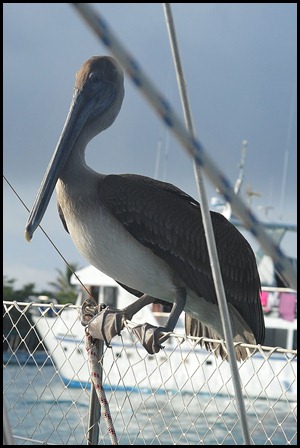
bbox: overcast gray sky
[4,3,297,291]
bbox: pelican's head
[25,56,125,242]
[74,56,125,142]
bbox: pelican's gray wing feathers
[99,173,265,345]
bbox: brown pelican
[25,56,265,360]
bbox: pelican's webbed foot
[86,306,127,347]
[132,324,171,354]
[132,288,186,354]
[81,298,124,346]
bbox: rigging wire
[279,81,297,220]
[3,174,92,299]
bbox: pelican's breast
[57,179,178,301]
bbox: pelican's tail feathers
[185,307,256,362]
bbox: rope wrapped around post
[82,297,118,445]
[85,331,118,445]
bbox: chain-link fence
[3,300,297,445]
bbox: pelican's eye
[89,72,102,84]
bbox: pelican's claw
[132,323,171,354]
[81,297,99,326]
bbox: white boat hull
[32,309,297,402]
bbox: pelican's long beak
[25,81,116,242]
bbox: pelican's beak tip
[25,229,32,242]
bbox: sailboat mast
[234,140,248,195]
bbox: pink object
[279,293,296,321]
[260,291,269,307]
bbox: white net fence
[3,300,297,445]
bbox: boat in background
[210,140,297,289]
[30,263,297,401]
[3,295,55,366]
